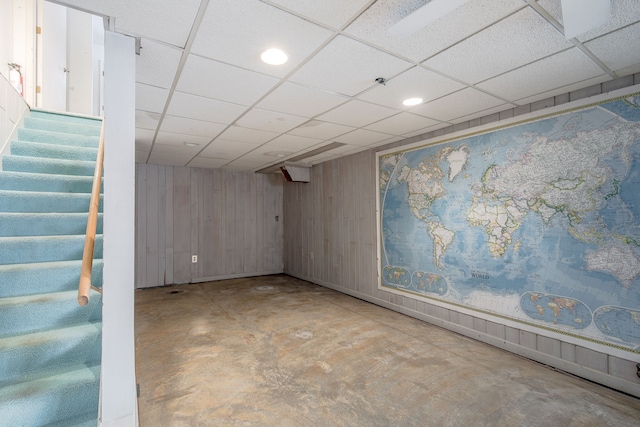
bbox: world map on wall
[378,94,640,352]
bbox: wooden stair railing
[78,120,104,306]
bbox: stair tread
[24,117,102,137]
[11,140,99,161]
[0,289,88,307]
[0,171,100,194]
[2,156,96,166]
[0,234,103,242]
[0,362,100,397]
[0,322,102,352]
[18,128,99,148]
[0,258,102,271]
[31,109,102,124]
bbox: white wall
[66,7,93,115]
[100,31,137,427]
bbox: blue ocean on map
[378,95,640,350]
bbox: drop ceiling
[56,0,640,171]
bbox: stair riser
[11,141,99,162]
[0,261,103,298]
[0,295,102,338]
[0,172,98,193]
[3,156,96,176]
[30,111,102,127]
[0,365,100,426]
[0,192,103,214]
[18,128,99,149]
[0,327,102,383]
[0,236,103,265]
[24,117,101,137]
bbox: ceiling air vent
[280,162,311,183]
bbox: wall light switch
[192,255,198,263]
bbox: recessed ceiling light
[403,97,423,106]
[261,48,288,65]
[184,142,200,147]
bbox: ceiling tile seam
[525,0,617,79]
[145,0,212,164]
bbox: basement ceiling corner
[55,0,640,172]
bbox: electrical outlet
[192,255,198,263]
[310,252,314,260]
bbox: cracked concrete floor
[135,275,640,426]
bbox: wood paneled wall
[283,150,640,398]
[136,164,283,288]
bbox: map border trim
[375,84,640,356]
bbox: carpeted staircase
[0,110,103,426]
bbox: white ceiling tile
[584,22,640,75]
[187,157,230,169]
[243,144,299,160]
[513,74,612,106]
[135,140,151,152]
[136,39,183,88]
[256,83,349,118]
[369,136,403,148]
[365,112,440,135]
[265,134,324,151]
[402,122,451,138]
[151,143,202,156]
[344,0,526,61]
[424,7,573,84]
[166,92,246,124]
[411,88,506,122]
[358,66,466,108]
[316,100,399,127]
[267,0,371,29]
[147,152,190,166]
[450,103,514,125]
[288,121,355,139]
[191,0,333,77]
[200,139,261,159]
[58,0,201,47]
[289,35,413,96]
[176,55,279,106]
[160,115,227,139]
[477,48,607,102]
[301,143,363,164]
[135,151,149,162]
[135,83,169,114]
[537,0,640,42]
[236,108,309,133]
[154,131,212,147]
[224,158,271,170]
[217,126,280,144]
[333,129,395,146]
[135,128,156,148]
[135,110,160,130]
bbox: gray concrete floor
[135,275,640,426]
